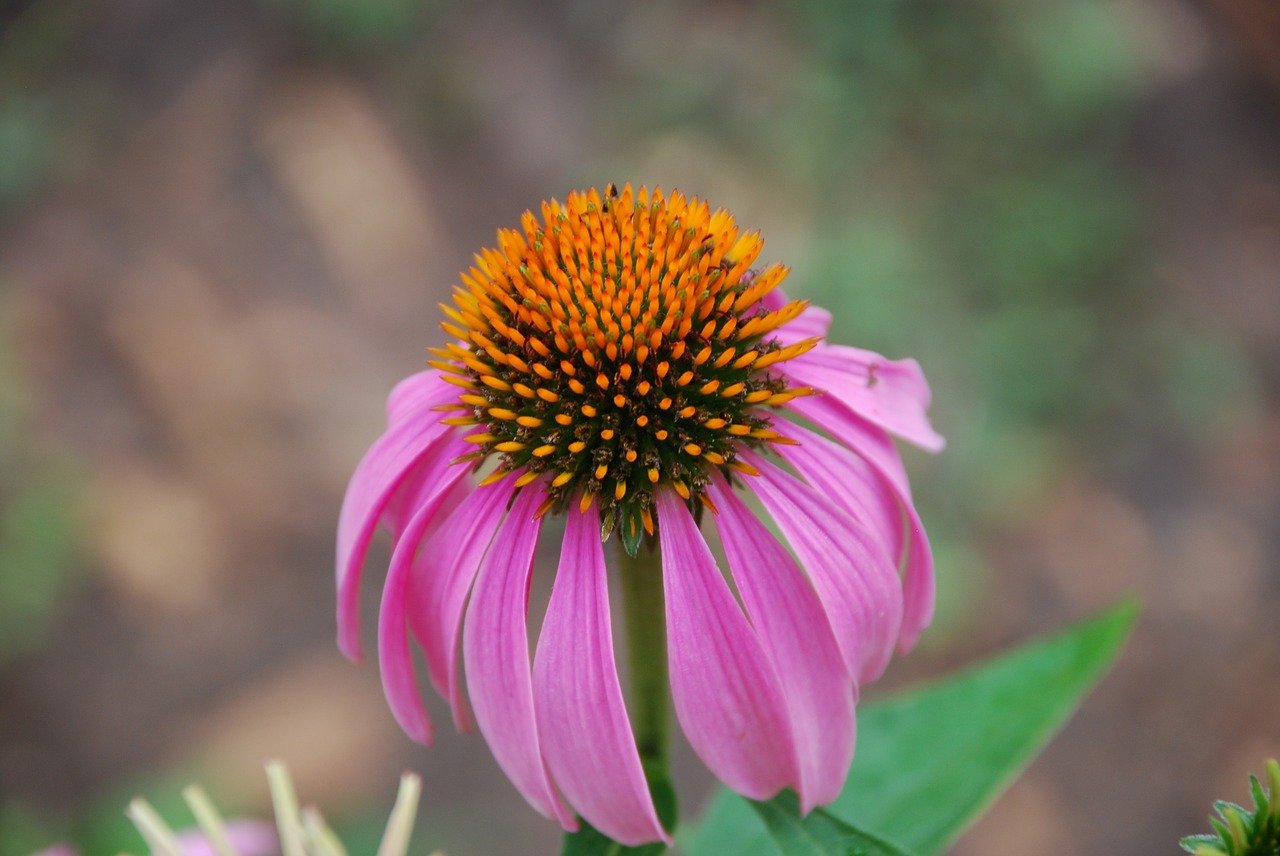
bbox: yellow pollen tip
[479,469,510,486]
[648,468,660,483]
[684,443,703,456]
[673,480,691,500]
[494,441,526,452]
[532,444,557,457]
[615,482,627,500]
[552,471,574,487]
[517,415,543,428]
[515,470,541,487]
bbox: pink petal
[382,429,473,540]
[30,845,78,856]
[781,344,945,452]
[785,391,912,499]
[406,477,518,732]
[775,420,936,652]
[533,503,669,846]
[336,371,459,661]
[176,820,278,856]
[655,490,796,800]
[386,369,452,426]
[377,461,474,743]
[708,478,856,812]
[739,451,903,683]
[463,487,577,829]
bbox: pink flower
[337,185,942,845]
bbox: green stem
[617,542,675,828]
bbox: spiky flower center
[432,184,816,554]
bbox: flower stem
[618,542,676,830]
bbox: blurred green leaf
[748,791,914,856]
[681,601,1138,856]
[560,823,666,856]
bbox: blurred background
[0,0,1278,853]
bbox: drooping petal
[739,451,903,683]
[382,428,473,539]
[406,477,518,732]
[780,344,945,452]
[775,420,936,652]
[655,489,796,800]
[377,460,473,744]
[463,487,577,829]
[386,369,452,426]
[708,478,856,812]
[533,503,669,846]
[785,391,912,500]
[337,373,460,660]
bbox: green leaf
[748,791,915,856]
[560,822,666,856]
[681,600,1138,856]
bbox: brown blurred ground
[0,1,1277,854]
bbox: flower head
[337,184,943,845]
[429,183,815,553]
